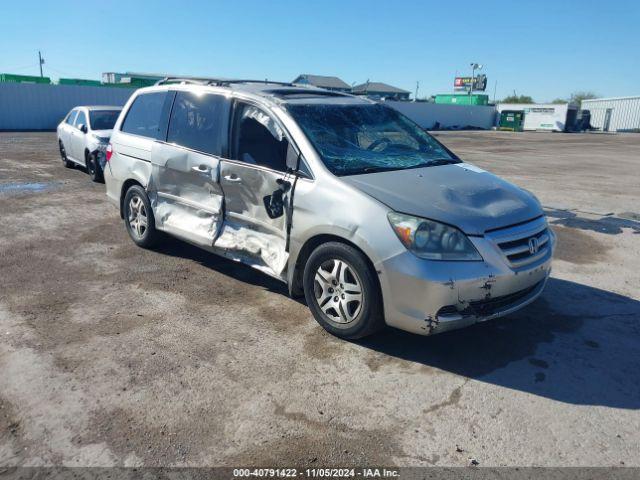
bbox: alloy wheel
[128,195,148,240]
[313,259,363,324]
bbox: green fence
[0,73,51,84]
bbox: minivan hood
[341,163,542,235]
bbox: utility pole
[493,80,497,103]
[415,81,419,101]
[38,51,45,78]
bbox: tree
[502,94,534,104]
[551,98,567,104]
[569,91,598,107]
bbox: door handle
[224,174,242,183]
[192,165,211,174]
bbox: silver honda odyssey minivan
[104,78,554,339]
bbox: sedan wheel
[59,142,73,168]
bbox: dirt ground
[0,131,639,467]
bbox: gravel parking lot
[1,131,639,467]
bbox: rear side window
[121,92,169,139]
[167,92,225,156]
[66,110,77,125]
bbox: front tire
[123,185,161,248]
[86,151,104,183]
[303,242,384,339]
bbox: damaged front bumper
[379,222,555,336]
[92,144,108,169]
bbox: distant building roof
[292,74,351,90]
[103,71,168,79]
[352,82,410,94]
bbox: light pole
[38,51,45,78]
[469,62,482,103]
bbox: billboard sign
[454,77,473,90]
[454,75,487,92]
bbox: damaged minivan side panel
[147,91,229,247]
[213,101,295,278]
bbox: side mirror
[78,124,88,133]
[285,142,299,171]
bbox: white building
[581,96,640,132]
[496,103,577,132]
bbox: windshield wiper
[361,166,401,174]
[426,158,461,166]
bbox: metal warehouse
[582,96,640,132]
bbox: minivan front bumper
[378,218,555,335]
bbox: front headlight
[387,212,482,261]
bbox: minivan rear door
[149,91,229,247]
[215,101,295,278]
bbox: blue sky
[1,0,638,101]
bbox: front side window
[65,110,77,125]
[89,110,121,131]
[74,110,87,129]
[121,91,169,139]
[167,92,225,155]
[285,103,458,176]
[231,102,289,171]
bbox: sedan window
[65,110,77,125]
[75,110,87,129]
[89,110,120,131]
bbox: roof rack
[155,77,295,87]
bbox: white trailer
[496,103,577,132]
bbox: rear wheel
[85,151,104,183]
[123,185,161,248]
[59,141,74,168]
[303,242,384,339]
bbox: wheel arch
[119,179,145,219]
[288,233,381,299]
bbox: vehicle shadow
[358,277,640,409]
[154,236,292,296]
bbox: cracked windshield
[286,103,458,176]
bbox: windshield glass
[89,110,120,131]
[286,103,458,176]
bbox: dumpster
[498,110,524,131]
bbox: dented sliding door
[147,91,229,247]
[149,143,224,246]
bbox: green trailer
[0,73,51,84]
[59,78,103,86]
[498,110,525,131]
[435,94,489,106]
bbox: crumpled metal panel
[148,142,224,246]
[213,218,289,278]
[341,163,542,235]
